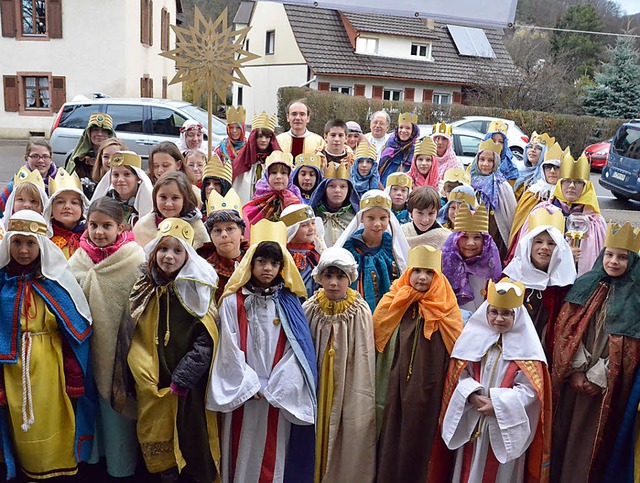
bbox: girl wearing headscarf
[440,278,551,483]
[303,247,376,483]
[378,113,420,184]
[176,120,205,152]
[431,122,462,182]
[469,139,517,259]
[0,210,95,480]
[385,172,412,225]
[292,154,323,204]
[551,224,640,483]
[2,167,49,233]
[214,107,246,166]
[514,132,555,198]
[375,245,463,483]
[408,136,439,189]
[483,120,519,184]
[334,190,409,312]
[350,142,381,197]
[437,185,476,231]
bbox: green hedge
[277,87,626,152]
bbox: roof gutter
[299,76,317,87]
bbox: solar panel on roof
[447,25,496,58]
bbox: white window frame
[432,92,452,104]
[383,89,403,101]
[330,85,352,95]
[356,36,379,54]
[410,42,432,59]
[265,30,275,55]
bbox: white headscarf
[43,186,90,232]
[334,189,409,272]
[503,224,577,291]
[280,203,326,253]
[144,234,219,317]
[2,183,50,233]
[92,165,154,219]
[451,299,546,363]
[312,246,359,284]
[0,210,92,323]
[177,120,205,152]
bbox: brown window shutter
[48,0,63,38]
[1,0,16,37]
[405,88,415,102]
[162,77,167,98]
[453,91,462,104]
[140,76,146,97]
[354,84,365,96]
[51,76,66,111]
[141,0,149,44]
[372,85,383,100]
[161,8,169,51]
[317,82,330,92]
[149,77,154,98]
[3,75,19,111]
[422,89,434,103]
[148,0,153,46]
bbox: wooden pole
[207,89,213,161]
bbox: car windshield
[613,126,640,160]
[179,104,227,136]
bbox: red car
[583,139,612,170]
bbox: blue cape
[483,131,519,181]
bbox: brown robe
[376,302,449,483]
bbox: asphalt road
[1,139,638,223]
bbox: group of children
[0,104,637,483]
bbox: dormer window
[356,36,378,54]
[411,42,432,59]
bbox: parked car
[50,97,228,166]
[450,116,529,161]
[583,138,612,171]
[599,120,640,201]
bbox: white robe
[206,289,314,483]
[460,274,487,313]
[442,345,541,483]
[495,181,517,248]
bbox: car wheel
[612,191,630,201]
[511,147,524,161]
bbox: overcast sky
[616,0,640,15]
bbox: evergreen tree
[583,37,640,118]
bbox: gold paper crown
[280,205,315,227]
[478,139,503,156]
[202,155,232,184]
[49,168,82,195]
[386,172,413,189]
[414,136,437,157]
[251,111,277,131]
[110,151,142,169]
[487,120,508,134]
[206,187,242,216]
[449,189,477,208]
[7,218,48,236]
[454,203,489,233]
[528,209,565,233]
[88,112,113,131]
[13,167,45,190]
[294,153,322,169]
[408,245,442,271]
[443,167,471,185]
[250,219,287,247]
[360,195,392,211]
[543,142,564,162]
[354,142,377,160]
[226,106,246,124]
[560,152,590,181]
[265,151,294,171]
[432,121,453,137]
[398,112,418,125]
[487,277,525,309]
[157,218,195,246]
[604,222,640,252]
[530,131,555,147]
[323,162,350,180]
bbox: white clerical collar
[289,129,310,138]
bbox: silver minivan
[49,97,228,166]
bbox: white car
[418,125,485,167]
[450,116,529,162]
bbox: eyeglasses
[28,154,51,161]
[211,226,239,236]
[527,144,542,151]
[487,308,515,319]
[542,165,558,171]
[560,179,585,188]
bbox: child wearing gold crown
[385,172,412,224]
[1,167,50,236]
[374,245,463,483]
[334,190,409,312]
[207,220,317,483]
[200,153,233,217]
[431,123,462,182]
[409,136,439,189]
[215,106,247,167]
[437,185,477,231]
[439,277,551,483]
[303,246,376,483]
[350,142,381,197]
[551,222,640,483]
[482,121,519,184]
[379,113,420,184]
[0,210,96,480]
[116,218,220,482]
[292,153,324,204]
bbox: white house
[232,1,518,122]
[0,0,183,138]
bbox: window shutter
[51,76,66,111]
[0,0,16,37]
[405,88,415,102]
[148,77,154,98]
[422,89,434,103]
[317,82,330,92]
[372,85,383,100]
[161,8,169,51]
[453,91,462,104]
[354,84,365,96]
[48,0,63,38]
[3,75,19,111]
[148,0,153,46]
[140,77,146,97]
[162,77,167,99]
[141,0,149,44]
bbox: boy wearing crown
[379,112,420,185]
[303,246,376,483]
[200,153,233,218]
[439,278,551,483]
[551,222,640,483]
[374,245,463,483]
[316,120,356,170]
[207,220,317,483]
[215,106,247,166]
[292,154,323,204]
[386,172,413,224]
